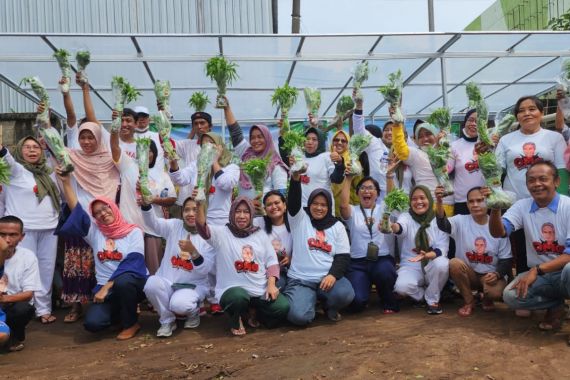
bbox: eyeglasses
[92,205,112,218]
[21,145,41,151]
[466,117,477,123]
[359,185,377,192]
[333,138,348,144]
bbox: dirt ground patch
[1,298,569,380]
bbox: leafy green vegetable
[427,145,454,196]
[272,83,299,132]
[39,127,74,175]
[154,80,171,117]
[427,107,452,148]
[562,59,570,80]
[205,56,239,108]
[20,76,50,124]
[136,138,153,204]
[329,95,354,128]
[384,188,409,213]
[242,157,270,197]
[188,91,210,112]
[53,49,72,92]
[76,50,91,85]
[152,111,179,161]
[304,88,321,117]
[352,61,370,100]
[110,76,141,132]
[493,113,516,140]
[477,151,514,209]
[378,69,403,107]
[476,101,492,147]
[347,134,371,175]
[466,82,483,108]
[195,142,218,201]
[0,158,11,184]
[282,130,306,153]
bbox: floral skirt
[61,236,96,304]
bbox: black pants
[511,229,528,275]
[4,302,35,342]
[83,273,146,332]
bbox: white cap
[133,106,150,116]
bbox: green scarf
[13,136,61,213]
[408,185,434,267]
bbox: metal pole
[440,57,448,107]
[428,0,435,32]
[272,0,278,34]
[292,0,301,34]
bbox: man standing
[487,161,570,344]
[0,216,41,352]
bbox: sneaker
[210,303,223,315]
[156,322,177,338]
[426,303,443,315]
[184,314,200,329]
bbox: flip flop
[39,315,57,324]
[230,318,247,336]
[63,310,82,323]
[538,306,565,331]
[458,303,475,317]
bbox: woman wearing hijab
[329,130,360,217]
[386,186,449,314]
[58,120,120,323]
[110,112,177,275]
[56,168,146,340]
[0,137,60,324]
[195,195,289,336]
[447,109,485,216]
[283,171,354,326]
[224,99,289,199]
[142,197,215,337]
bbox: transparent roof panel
[223,36,301,57]
[136,36,219,56]
[470,56,554,83]
[446,33,528,53]
[374,34,453,54]
[0,36,52,55]
[301,36,378,56]
[230,61,292,88]
[290,60,361,88]
[48,36,137,56]
[514,33,570,52]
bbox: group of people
[1,72,570,353]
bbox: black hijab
[303,188,338,230]
[304,127,326,158]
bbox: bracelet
[190,250,200,261]
[386,174,395,179]
[535,264,545,276]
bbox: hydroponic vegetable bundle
[136,138,154,204]
[304,87,321,123]
[0,158,10,185]
[154,80,172,118]
[281,129,306,173]
[20,76,50,125]
[152,111,179,161]
[427,144,454,197]
[205,56,238,108]
[53,49,72,93]
[427,107,451,148]
[331,95,354,128]
[352,61,370,101]
[465,82,493,146]
[478,151,515,209]
[271,83,299,132]
[76,50,91,85]
[110,76,141,132]
[378,69,404,123]
[347,134,370,176]
[242,157,270,197]
[188,92,210,112]
[380,188,409,233]
[39,127,74,175]
[492,112,516,143]
[195,142,218,201]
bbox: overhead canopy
[1,31,570,124]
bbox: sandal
[457,303,475,317]
[230,318,246,336]
[39,314,57,324]
[538,306,565,331]
[64,306,83,323]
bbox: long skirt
[61,236,96,304]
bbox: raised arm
[195,200,211,240]
[223,97,245,148]
[339,173,353,220]
[57,168,78,210]
[287,170,302,216]
[77,72,98,123]
[61,76,76,127]
[110,110,121,162]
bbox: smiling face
[358,179,378,209]
[417,128,436,147]
[182,199,197,227]
[466,189,487,218]
[332,133,348,154]
[120,115,136,140]
[382,124,393,145]
[522,143,536,158]
[79,130,98,154]
[309,194,329,221]
[304,132,319,154]
[20,138,42,165]
[516,99,543,132]
[526,163,559,206]
[249,127,267,154]
[410,188,430,215]
[91,201,116,226]
[264,194,286,223]
[464,112,478,138]
[233,202,251,230]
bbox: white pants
[144,275,209,325]
[394,256,449,305]
[20,229,58,316]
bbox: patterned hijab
[226,196,260,238]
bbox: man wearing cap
[134,106,166,171]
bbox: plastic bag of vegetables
[427,144,454,197]
[188,91,210,112]
[20,76,50,125]
[347,134,370,176]
[242,157,270,198]
[352,61,370,101]
[282,130,306,173]
[205,56,238,108]
[0,157,10,185]
[465,82,494,147]
[492,111,516,143]
[304,88,321,124]
[380,188,409,233]
[478,151,515,209]
[76,50,91,85]
[427,107,451,149]
[110,76,141,132]
[154,80,172,118]
[39,127,74,175]
[152,111,179,161]
[272,83,299,133]
[330,95,354,129]
[136,138,154,204]
[378,69,404,123]
[53,49,72,93]
[195,142,218,202]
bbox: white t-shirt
[84,223,145,286]
[175,139,200,206]
[496,128,566,200]
[287,211,350,283]
[396,212,449,269]
[448,214,511,273]
[116,152,176,236]
[503,194,570,267]
[448,138,485,203]
[253,217,292,261]
[345,204,391,259]
[142,208,214,287]
[1,247,41,304]
[300,152,336,208]
[205,224,277,300]
[404,148,438,197]
[169,162,240,226]
[3,151,59,230]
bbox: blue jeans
[345,256,398,312]
[503,263,570,311]
[84,273,146,332]
[283,277,355,326]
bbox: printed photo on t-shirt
[514,142,543,170]
[234,244,260,273]
[97,239,123,262]
[0,273,8,293]
[308,230,332,254]
[466,236,493,264]
[171,250,194,271]
[533,222,565,255]
[272,238,286,261]
[464,148,479,173]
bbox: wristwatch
[535,264,545,276]
[190,250,200,261]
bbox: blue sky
[277,0,496,33]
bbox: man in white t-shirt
[487,161,570,341]
[0,216,41,352]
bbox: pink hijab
[89,197,140,239]
[240,125,288,190]
[67,122,120,201]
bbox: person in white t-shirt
[387,185,450,315]
[142,197,215,337]
[435,186,512,317]
[254,191,292,290]
[339,174,398,313]
[487,161,570,344]
[283,172,354,325]
[0,237,10,347]
[0,136,60,325]
[133,106,165,171]
[195,196,289,336]
[0,216,41,352]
